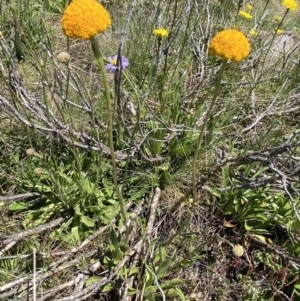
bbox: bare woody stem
[192,59,227,204]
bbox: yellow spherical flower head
[281,0,298,11]
[153,28,168,38]
[62,0,111,40]
[208,29,250,62]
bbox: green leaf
[82,177,94,194]
[128,186,149,202]
[145,238,159,258]
[252,166,270,178]
[58,171,73,183]
[75,205,82,216]
[129,267,139,276]
[102,283,112,292]
[86,276,100,286]
[143,285,158,295]
[180,259,193,266]
[161,278,184,289]
[209,187,222,198]
[33,185,52,192]
[165,288,179,297]
[99,206,117,224]
[244,213,269,222]
[106,199,118,205]
[102,178,114,195]
[63,217,74,229]
[86,205,100,212]
[294,282,300,291]
[145,265,155,287]
[9,202,28,211]
[158,162,169,171]
[156,259,174,278]
[127,286,137,296]
[80,216,95,227]
[175,287,186,300]
[222,167,229,188]
[244,221,253,231]
[71,226,79,241]
[154,246,166,264]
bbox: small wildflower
[275,15,282,22]
[153,28,168,38]
[277,29,284,34]
[208,29,251,62]
[57,52,71,63]
[34,167,44,175]
[61,0,111,40]
[249,29,257,36]
[232,244,244,257]
[246,3,253,10]
[105,55,129,73]
[239,10,253,20]
[26,148,35,156]
[281,0,298,11]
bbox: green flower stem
[192,59,227,204]
[90,37,128,234]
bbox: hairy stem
[90,37,128,238]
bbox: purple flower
[105,55,129,73]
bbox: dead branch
[0,192,41,203]
[0,215,68,255]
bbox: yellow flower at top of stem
[246,3,253,10]
[281,0,299,11]
[153,28,168,38]
[61,0,111,40]
[239,10,253,20]
[208,29,251,62]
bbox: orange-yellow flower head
[281,0,298,11]
[62,0,111,40]
[208,29,251,62]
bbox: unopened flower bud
[57,52,71,63]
